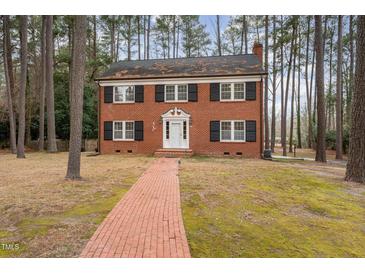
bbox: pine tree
[17,15,28,159]
[66,16,87,180]
[314,15,327,162]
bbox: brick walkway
[80,158,190,258]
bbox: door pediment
[161,107,190,119]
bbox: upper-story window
[114,86,135,103]
[165,84,188,102]
[220,83,245,101]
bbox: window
[113,121,134,140]
[165,84,188,102]
[166,121,170,139]
[220,120,245,142]
[114,122,123,139]
[183,121,187,139]
[125,122,134,140]
[220,83,246,101]
[178,85,188,101]
[234,83,245,100]
[221,121,231,141]
[114,86,135,103]
[234,121,245,141]
[165,85,175,101]
[221,84,232,100]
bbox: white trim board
[97,75,264,86]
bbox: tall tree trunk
[216,15,222,56]
[17,16,27,158]
[176,19,180,58]
[297,26,302,148]
[2,15,17,154]
[315,16,327,162]
[111,16,115,62]
[127,16,132,61]
[68,17,73,106]
[240,16,248,54]
[345,16,365,183]
[271,16,277,152]
[66,16,87,180]
[305,16,313,149]
[310,39,316,134]
[264,16,270,150]
[137,16,141,60]
[244,16,248,54]
[39,16,46,151]
[280,16,285,148]
[283,21,296,156]
[347,15,354,125]
[147,15,151,60]
[289,26,297,154]
[45,16,57,153]
[336,15,343,159]
[172,16,176,58]
[328,31,334,130]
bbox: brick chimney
[252,42,263,64]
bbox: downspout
[260,76,264,158]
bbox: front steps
[154,148,194,158]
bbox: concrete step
[154,148,194,158]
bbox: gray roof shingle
[96,54,265,81]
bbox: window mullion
[231,83,234,101]
[175,85,178,101]
[231,121,233,142]
[123,121,125,140]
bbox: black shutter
[210,83,220,101]
[104,121,113,140]
[134,85,144,102]
[246,82,256,100]
[155,85,165,102]
[188,84,198,102]
[104,86,113,103]
[246,120,256,142]
[210,121,220,142]
[134,121,144,141]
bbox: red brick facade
[98,80,263,158]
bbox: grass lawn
[272,147,348,161]
[179,157,365,257]
[0,152,152,257]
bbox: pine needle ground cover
[0,152,152,257]
[179,157,365,257]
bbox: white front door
[170,122,182,148]
[163,119,189,149]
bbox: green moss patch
[180,158,365,257]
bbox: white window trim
[113,86,135,104]
[220,120,246,142]
[219,83,246,102]
[113,121,135,141]
[164,84,188,103]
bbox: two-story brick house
[96,43,266,157]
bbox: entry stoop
[154,148,194,158]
